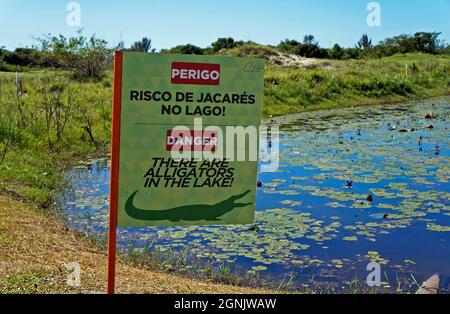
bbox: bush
[376,32,442,56]
[36,31,114,79]
[0,60,14,72]
[329,44,344,60]
[168,44,204,55]
[129,37,155,53]
[277,39,328,58]
[211,37,242,53]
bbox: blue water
[58,97,450,292]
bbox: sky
[0,0,449,51]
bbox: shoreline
[0,194,274,294]
[263,92,450,119]
[44,95,448,294]
[1,70,448,292]
[263,94,450,124]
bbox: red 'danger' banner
[171,62,220,85]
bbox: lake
[58,97,450,292]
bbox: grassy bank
[0,193,393,294]
[0,193,273,293]
[262,53,450,116]
[0,70,112,205]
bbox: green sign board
[115,52,264,227]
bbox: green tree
[412,32,441,54]
[303,35,318,45]
[329,44,343,59]
[211,37,237,53]
[2,48,42,67]
[277,39,301,53]
[169,44,204,55]
[278,38,327,58]
[37,31,114,79]
[376,32,442,56]
[130,37,155,52]
[439,42,450,55]
[357,34,373,50]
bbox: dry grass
[0,194,271,294]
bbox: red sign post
[107,51,123,294]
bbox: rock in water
[248,225,260,232]
[416,274,440,294]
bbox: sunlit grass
[0,195,270,294]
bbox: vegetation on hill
[1,31,449,74]
[262,53,449,116]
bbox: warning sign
[112,52,264,227]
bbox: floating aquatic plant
[58,100,450,291]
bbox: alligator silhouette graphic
[125,190,252,222]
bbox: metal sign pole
[107,51,123,294]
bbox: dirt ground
[0,194,271,294]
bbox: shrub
[129,37,155,53]
[329,44,344,60]
[36,31,113,79]
[168,44,204,55]
[277,39,328,58]
[211,37,240,53]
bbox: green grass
[0,70,112,205]
[263,53,449,116]
[0,268,70,294]
[120,243,297,291]
[383,53,447,62]
[222,45,449,116]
